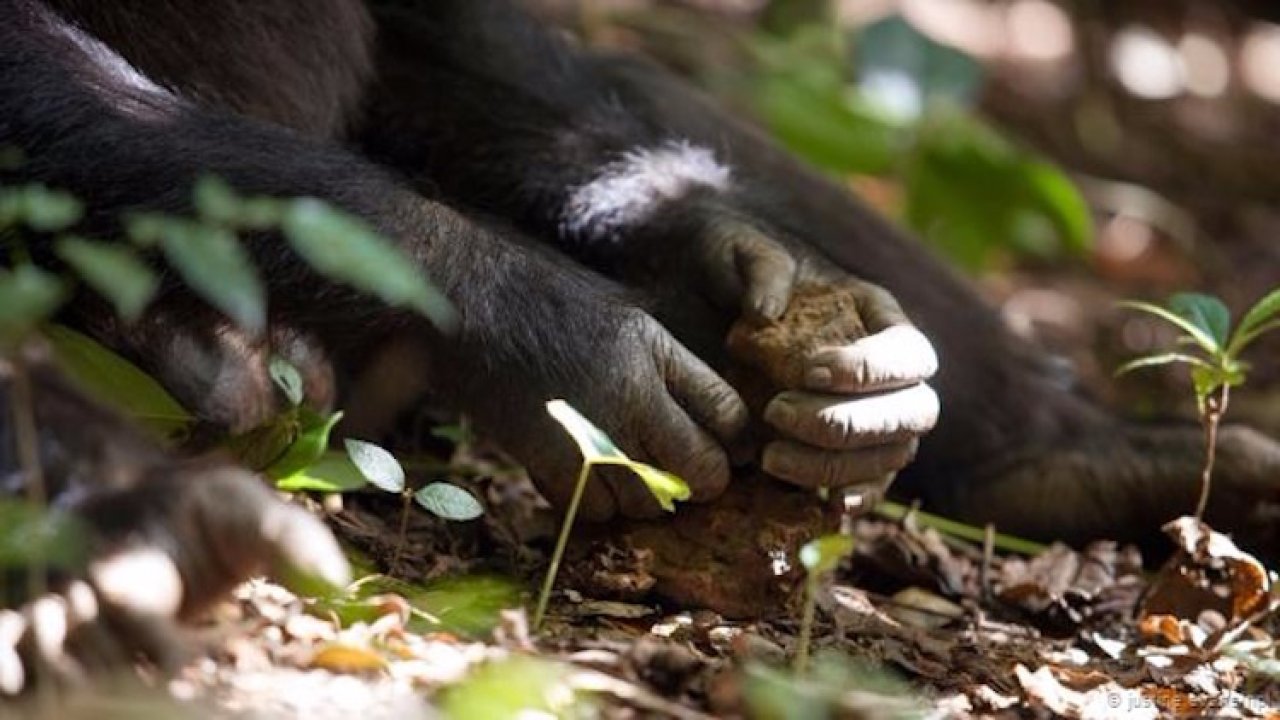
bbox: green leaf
[158,219,265,334]
[54,237,159,322]
[799,533,855,576]
[12,185,83,232]
[440,656,588,719]
[124,213,167,247]
[192,175,241,226]
[545,399,626,463]
[281,199,457,332]
[430,423,469,445]
[1019,161,1092,256]
[1230,288,1280,355]
[754,73,905,175]
[0,501,88,571]
[1169,293,1231,350]
[545,400,692,512]
[1115,352,1211,376]
[276,450,370,493]
[904,115,1091,270]
[343,438,405,493]
[269,355,305,407]
[608,460,690,512]
[1117,300,1220,354]
[43,325,193,440]
[0,265,67,348]
[238,197,286,229]
[414,482,484,521]
[265,409,343,480]
[226,413,299,472]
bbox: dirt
[570,282,866,617]
[726,282,867,394]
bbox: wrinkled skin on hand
[430,254,750,521]
[621,196,940,497]
[0,357,348,695]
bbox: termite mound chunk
[727,282,867,393]
[573,283,865,617]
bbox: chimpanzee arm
[584,55,1280,561]
[360,0,939,493]
[3,1,748,517]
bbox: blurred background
[530,0,1280,433]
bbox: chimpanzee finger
[803,326,938,394]
[0,610,24,694]
[764,385,939,450]
[640,393,732,504]
[18,594,89,689]
[657,334,749,446]
[523,444,618,523]
[731,228,797,323]
[163,468,350,610]
[762,438,919,489]
[598,462,665,520]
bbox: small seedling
[1119,289,1280,520]
[533,400,691,630]
[795,533,854,673]
[344,437,483,569]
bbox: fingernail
[806,366,833,390]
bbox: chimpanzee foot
[1,464,348,695]
[928,423,1280,562]
[114,310,336,434]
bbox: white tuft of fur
[44,12,178,120]
[561,140,730,242]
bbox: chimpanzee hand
[437,249,749,521]
[627,199,939,496]
[1,466,348,694]
[1,357,348,694]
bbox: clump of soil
[727,282,867,391]
[577,282,866,617]
[574,475,840,617]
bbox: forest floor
[19,230,1280,720]
[32,456,1280,720]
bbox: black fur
[3,0,1280,591]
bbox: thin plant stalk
[1194,384,1230,521]
[794,576,817,674]
[533,462,592,630]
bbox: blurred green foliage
[751,16,1092,270]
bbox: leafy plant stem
[534,462,592,631]
[794,575,817,674]
[1194,384,1230,521]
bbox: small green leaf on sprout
[343,438,405,494]
[1118,287,1280,521]
[545,399,691,510]
[269,355,306,407]
[415,482,484,521]
[799,534,855,576]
